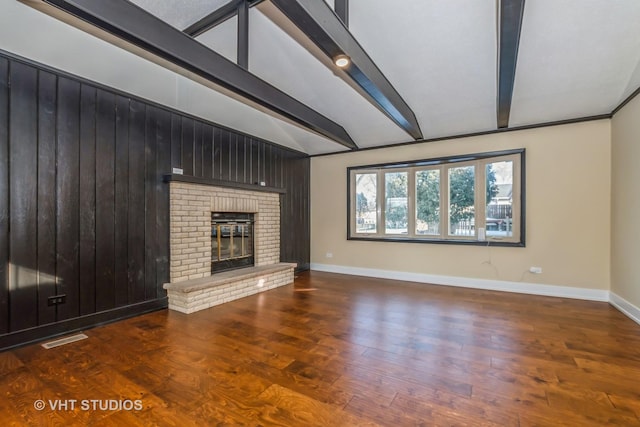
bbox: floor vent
[41,333,89,349]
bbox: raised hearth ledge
[163,263,296,314]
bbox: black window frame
[347,148,526,247]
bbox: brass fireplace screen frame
[211,212,255,272]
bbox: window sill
[347,235,525,247]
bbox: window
[415,169,440,236]
[448,165,475,237]
[385,171,408,234]
[348,149,524,246]
[354,173,377,233]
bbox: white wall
[611,93,640,319]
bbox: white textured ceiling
[348,0,497,140]
[247,2,409,149]
[4,0,640,155]
[510,0,640,126]
[195,15,237,63]
[129,0,232,30]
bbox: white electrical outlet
[478,227,485,241]
[529,266,542,274]
[326,252,333,258]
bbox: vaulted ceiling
[3,0,640,155]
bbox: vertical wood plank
[193,120,203,178]
[230,132,238,182]
[0,57,9,333]
[264,144,273,187]
[36,70,58,326]
[170,113,181,171]
[219,129,230,181]
[144,106,158,301]
[251,138,259,185]
[274,146,282,188]
[128,100,146,303]
[213,127,222,180]
[282,154,293,265]
[181,117,194,176]
[255,141,264,184]
[202,124,213,180]
[155,108,171,297]
[78,84,97,316]
[245,137,252,184]
[238,135,247,183]
[95,89,116,311]
[280,154,290,266]
[9,62,39,331]
[114,96,130,307]
[300,156,311,269]
[303,156,310,268]
[56,76,81,321]
[258,143,265,184]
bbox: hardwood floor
[1,271,640,426]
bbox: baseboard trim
[310,263,609,302]
[609,292,640,326]
[0,298,168,352]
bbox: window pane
[415,169,440,235]
[486,160,513,237]
[448,166,475,236]
[385,171,408,234]
[355,173,377,233]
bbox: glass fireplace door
[211,213,254,272]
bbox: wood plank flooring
[1,271,640,426]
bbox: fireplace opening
[211,212,255,273]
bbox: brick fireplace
[163,179,296,313]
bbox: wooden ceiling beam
[271,0,423,140]
[23,0,358,149]
[182,0,265,38]
[335,0,348,27]
[497,0,526,128]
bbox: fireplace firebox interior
[211,212,255,273]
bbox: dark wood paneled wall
[168,120,311,271]
[0,52,310,349]
[0,58,10,335]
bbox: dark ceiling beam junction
[270,0,423,140]
[183,0,262,38]
[497,0,526,128]
[335,0,348,27]
[26,0,357,150]
[237,0,249,69]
